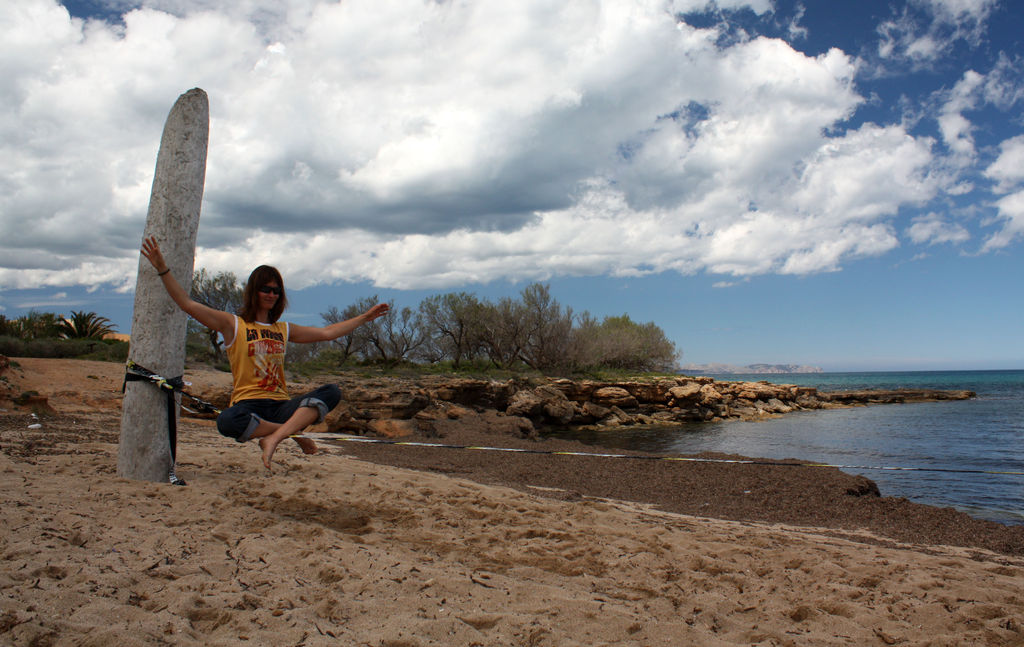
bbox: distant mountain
[680,363,823,375]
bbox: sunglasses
[258,286,281,295]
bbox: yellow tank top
[224,315,290,405]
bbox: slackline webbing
[125,360,222,416]
[120,363,1024,479]
[124,360,222,486]
[294,432,1024,477]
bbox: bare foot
[259,435,285,469]
[293,436,318,455]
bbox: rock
[592,387,638,409]
[418,407,537,440]
[177,369,976,438]
[619,380,674,404]
[577,401,612,423]
[506,385,576,425]
[426,379,515,409]
[506,389,545,418]
[649,410,678,423]
[600,406,635,426]
[823,389,975,404]
[367,419,416,438]
[698,384,722,405]
[729,381,786,401]
[543,398,577,425]
[688,376,716,385]
[668,383,702,402]
[765,398,793,413]
[365,392,430,420]
[730,405,759,420]
[413,403,474,421]
[549,378,592,402]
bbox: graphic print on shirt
[246,326,286,394]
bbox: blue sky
[1,0,1022,371]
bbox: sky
[1,0,1022,371]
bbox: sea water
[545,370,1024,526]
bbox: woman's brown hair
[238,265,288,323]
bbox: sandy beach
[2,358,1023,646]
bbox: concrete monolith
[118,88,209,483]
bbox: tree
[190,268,243,358]
[321,297,425,365]
[476,296,526,369]
[418,292,482,368]
[571,313,678,372]
[376,305,428,364]
[321,305,365,363]
[58,311,117,339]
[322,296,383,363]
[517,283,573,372]
[12,311,63,340]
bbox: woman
[141,237,389,469]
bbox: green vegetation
[0,281,682,378]
[0,311,63,340]
[58,310,116,339]
[0,311,127,361]
[0,335,128,361]
[294,281,680,376]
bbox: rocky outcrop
[183,369,975,440]
[819,389,976,404]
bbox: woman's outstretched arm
[289,303,390,343]
[141,236,236,340]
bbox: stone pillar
[118,88,209,483]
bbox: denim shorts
[216,384,342,442]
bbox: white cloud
[0,0,989,294]
[924,0,997,24]
[907,213,970,245]
[876,0,997,65]
[984,135,1024,193]
[980,53,1024,109]
[983,190,1024,252]
[221,121,936,289]
[10,291,82,310]
[790,124,935,221]
[670,0,774,15]
[937,69,984,159]
[784,3,808,41]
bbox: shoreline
[328,420,1024,556]
[3,357,1024,644]
[3,357,1019,551]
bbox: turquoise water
[545,370,1024,526]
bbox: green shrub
[0,336,128,361]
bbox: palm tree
[58,311,117,340]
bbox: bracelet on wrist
[157,268,171,276]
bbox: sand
[2,358,1023,646]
